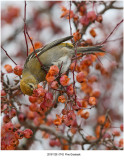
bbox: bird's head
[20,75,38,96]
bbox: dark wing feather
[37,35,73,57]
[26,36,73,62]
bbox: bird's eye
[28,83,35,90]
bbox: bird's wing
[25,48,41,64]
[27,36,73,62]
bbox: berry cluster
[4,64,23,76]
[1,122,33,150]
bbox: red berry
[89,97,96,105]
[73,31,81,42]
[49,65,59,76]
[46,72,55,83]
[4,64,13,73]
[27,111,35,120]
[58,95,66,103]
[29,96,37,103]
[80,16,89,26]
[76,72,86,83]
[10,137,19,146]
[45,92,53,100]
[13,65,23,76]
[62,109,68,115]
[33,117,43,126]
[69,110,76,117]
[33,88,46,97]
[18,113,26,122]
[87,11,96,22]
[120,124,123,132]
[40,102,46,110]
[29,103,37,112]
[55,139,61,147]
[90,28,97,38]
[3,114,10,123]
[24,129,33,138]
[44,92,53,107]
[2,104,9,114]
[50,81,59,89]
[70,62,77,71]
[4,122,14,132]
[81,100,88,108]
[92,91,101,98]
[81,111,90,119]
[112,130,120,137]
[10,108,17,118]
[66,84,74,95]
[1,90,7,96]
[119,139,124,147]
[49,139,56,147]
[60,75,70,86]
[6,145,16,150]
[15,130,24,139]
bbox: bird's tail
[76,45,105,54]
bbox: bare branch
[101,19,123,45]
[1,46,17,65]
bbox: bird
[20,35,104,96]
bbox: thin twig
[23,1,47,74]
[101,19,123,45]
[23,0,28,57]
[68,1,77,105]
[72,44,78,105]
[69,1,73,37]
[1,46,17,65]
